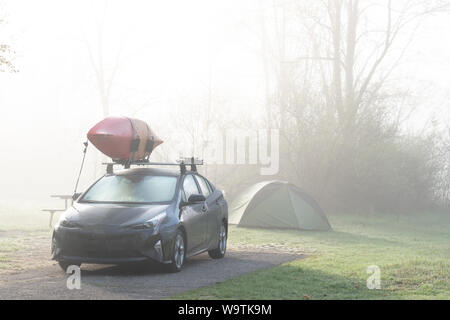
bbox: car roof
[110,167,216,190]
[112,167,182,177]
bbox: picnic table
[42,195,73,228]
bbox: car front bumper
[52,226,168,264]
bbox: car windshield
[80,175,178,204]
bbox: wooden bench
[42,195,73,227]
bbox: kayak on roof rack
[87,116,163,162]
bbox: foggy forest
[1,0,448,214]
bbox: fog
[0,0,449,212]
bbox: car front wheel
[58,261,81,272]
[208,222,227,259]
[167,230,186,272]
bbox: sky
[0,0,449,208]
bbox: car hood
[63,202,170,227]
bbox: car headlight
[130,212,166,234]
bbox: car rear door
[180,174,208,253]
[194,175,221,248]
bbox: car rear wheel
[208,222,227,259]
[166,230,185,272]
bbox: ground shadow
[79,250,303,278]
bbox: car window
[81,175,177,203]
[182,175,200,201]
[195,175,212,198]
[205,178,214,193]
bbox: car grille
[61,232,145,258]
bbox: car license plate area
[63,231,143,258]
[84,235,138,252]
[84,236,107,253]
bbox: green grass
[173,212,450,300]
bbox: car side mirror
[72,192,82,201]
[188,194,206,204]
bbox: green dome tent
[229,181,331,231]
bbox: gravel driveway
[0,245,304,299]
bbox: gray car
[51,167,228,272]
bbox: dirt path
[0,231,305,299]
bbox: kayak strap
[73,141,88,196]
[144,137,155,161]
[130,138,140,153]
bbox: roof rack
[103,157,204,174]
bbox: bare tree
[83,1,123,117]
[259,0,450,211]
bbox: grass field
[1,208,449,299]
[0,207,54,272]
[174,212,450,300]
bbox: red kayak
[87,116,163,162]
